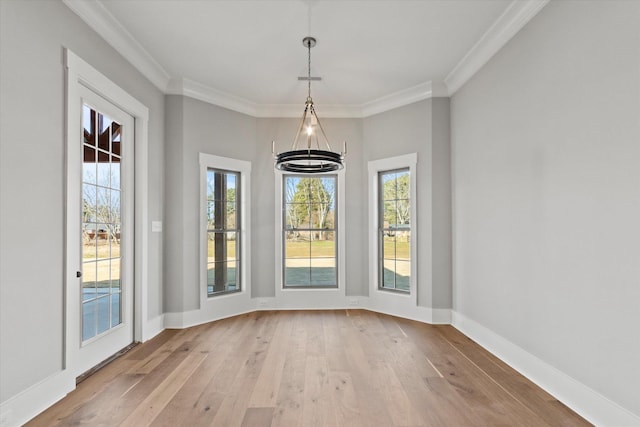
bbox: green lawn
[285,239,335,257]
[382,238,410,260]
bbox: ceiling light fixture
[273,36,346,173]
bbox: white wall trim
[163,308,255,330]
[167,77,437,119]
[61,0,547,115]
[168,78,258,117]
[65,49,154,348]
[452,311,640,427]
[61,0,171,92]
[368,153,419,313]
[0,371,74,427]
[196,153,255,325]
[445,0,549,94]
[143,315,166,342]
[256,103,364,119]
[361,81,448,118]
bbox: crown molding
[63,0,547,116]
[361,81,448,118]
[167,78,259,117]
[62,0,171,92]
[256,104,365,118]
[167,78,365,118]
[445,0,549,95]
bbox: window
[206,168,241,296]
[378,168,411,292]
[283,175,337,288]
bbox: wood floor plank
[247,314,292,407]
[340,311,395,426]
[272,312,307,427]
[120,351,208,426]
[24,358,138,426]
[302,355,336,427]
[209,312,281,427]
[28,310,591,427]
[124,329,181,361]
[241,407,274,427]
[149,314,255,427]
[89,340,200,426]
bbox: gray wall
[164,97,256,312]
[0,0,165,402]
[164,106,365,306]
[363,99,452,307]
[451,0,640,417]
[431,98,452,309]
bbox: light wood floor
[28,310,591,426]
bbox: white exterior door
[66,85,134,376]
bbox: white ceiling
[64,0,549,117]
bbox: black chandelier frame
[273,36,345,174]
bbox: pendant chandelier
[273,36,346,173]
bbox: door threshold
[76,342,139,385]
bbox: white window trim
[199,153,252,307]
[274,168,346,308]
[368,153,418,302]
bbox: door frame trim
[64,49,150,376]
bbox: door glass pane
[82,261,96,302]
[97,152,110,187]
[110,157,120,189]
[96,295,110,335]
[81,105,123,341]
[111,292,121,327]
[110,258,121,291]
[82,299,96,341]
[83,146,96,184]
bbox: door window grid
[378,168,411,292]
[81,104,122,341]
[207,169,241,296]
[283,175,338,288]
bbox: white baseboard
[451,311,640,427]
[0,371,74,427]
[142,314,165,341]
[364,294,452,325]
[254,297,277,310]
[431,308,452,324]
[164,307,255,329]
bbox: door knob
[76,271,82,278]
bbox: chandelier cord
[307,39,312,101]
